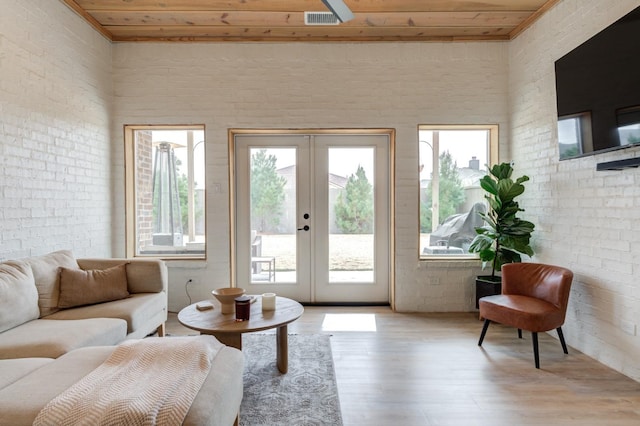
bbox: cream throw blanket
[34,335,222,426]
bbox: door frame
[228,128,396,309]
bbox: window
[125,125,206,259]
[419,125,498,258]
[557,112,592,160]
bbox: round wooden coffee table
[178,296,304,373]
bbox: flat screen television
[555,6,640,160]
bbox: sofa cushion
[0,261,40,333]
[58,263,130,309]
[0,346,113,425]
[24,250,79,317]
[45,293,167,338]
[0,358,53,390]
[0,318,127,359]
[184,343,244,426]
[0,344,243,426]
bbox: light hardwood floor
[167,306,640,426]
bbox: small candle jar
[262,293,276,311]
[235,296,251,321]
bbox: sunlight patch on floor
[321,314,377,331]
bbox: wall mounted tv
[555,5,640,160]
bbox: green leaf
[479,176,498,195]
[490,163,513,180]
[478,248,496,263]
[497,180,525,203]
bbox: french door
[232,131,392,303]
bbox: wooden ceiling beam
[90,11,531,28]
[76,0,546,13]
[111,35,511,42]
[105,25,513,40]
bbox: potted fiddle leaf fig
[469,162,535,308]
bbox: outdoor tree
[419,198,432,233]
[170,158,203,234]
[250,149,287,232]
[421,151,466,232]
[334,165,374,234]
[176,174,204,233]
[177,173,189,231]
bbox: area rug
[240,334,343,426]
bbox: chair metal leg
[557,327,569,354]
[518,328,522,339]
[532,332,540,369]
[478,319,491,346]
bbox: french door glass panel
[250,147,297,283]
[327,147,374,283]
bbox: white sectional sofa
[0,250,243,426]
[0,250,168,359]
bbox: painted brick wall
[0,0,113,260]
[509,0,640,381]
[110,42,508,312]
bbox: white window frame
[124,125,206,259]
[418,124,498,260]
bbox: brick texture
[0,0,112,260]
[509,0,640,381]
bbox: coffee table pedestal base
[213,324,289,374]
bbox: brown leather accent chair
[478,263,574,368]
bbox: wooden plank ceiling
[61,0,559,42]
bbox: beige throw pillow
[58,263,130,309]
[0,261,40,333]
[26,250,80,316]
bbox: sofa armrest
[76,258,167,294]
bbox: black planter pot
[475,275,502,309]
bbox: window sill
[419,255,480,263]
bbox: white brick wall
[0,0,113,260]
[509,0,640,381]
[110,42,509,312]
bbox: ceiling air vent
[304,11,340,25]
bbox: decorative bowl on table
[212,287,246,314]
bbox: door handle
[297,225,310,231]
